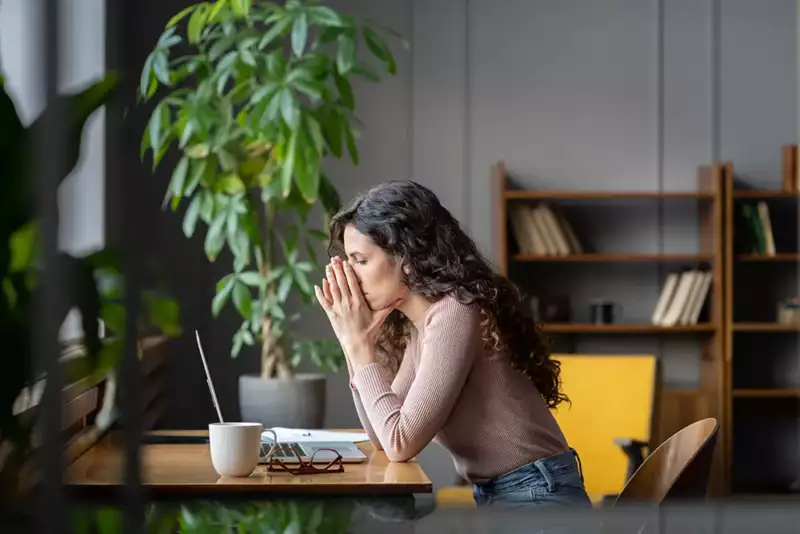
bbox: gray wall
[111,0,799,490]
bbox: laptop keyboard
[268,442,303,459]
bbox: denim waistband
[474,448,584,494]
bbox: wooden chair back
[614,417,718,504]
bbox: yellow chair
[434,353,658,508]
[551,353,657,504]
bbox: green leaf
[333,70,354,109]
[309,229,328,241]
[352,63,381,83]
[293,79,323,102]
[265,266,285,284]
[166,4,197,28]
[188,4,209,44]
[170,156,190,197]
[263,89,283,124]
[216,148,237,171]
[305,114,325,154]
[259,15,292,49]
[153,52,170,85]
[239,271,263,287]
[291,12,308,57]
[204,212,227,261]
[318,173,341,218]
[336,31,356,74]
[277,272,293,302]
[307,6,343,26]
[281,129,298,196]
[140,54,154,99]
[185,158,207,195]
[363,26,397,74]
[231,0,252,17]
[318,109,342,158]
[148,103,163,158]
[232,332,243,357]
[182,195,202,237]
[7,221,38,272]
[208,0,228,22]
[179,118,196,148]
[344,122,359,165]
[217,173,245,194]
[232,281,252,319]
[280,88,298,128]
[212,274,236,316]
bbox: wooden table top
[67,430,432,496]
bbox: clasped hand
[314,256,396,369]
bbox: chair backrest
[614,417,718,504]
[550,354,658,502]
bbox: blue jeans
[473,448,592,508]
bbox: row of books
[508,203,584,255]
[651,268,712,326]
[740,201,776,256]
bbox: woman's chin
[366,296,399,312]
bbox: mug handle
[261,428,278,461]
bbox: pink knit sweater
[349,295,570,483]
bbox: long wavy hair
[327,181,567,408]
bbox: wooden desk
[67,430,432,496]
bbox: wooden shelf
[733,323,800,332]
[738,253,800,262]
[733,389,800,398]
[513,253,713,263]
[543,323,716,334]
[505,190,715,200]
[732,190,800,199]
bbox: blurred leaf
[363,26,397,74]
[291,12,308,57]
[212,274,236,316]
[182,196,202,237]
[188,3,210,44]
[232,281,252,319]
[259,16,292,49]
[166,5,197,28]
[336,31,356,74]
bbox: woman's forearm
[342,344,384,450]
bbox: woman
[314,181,590,508]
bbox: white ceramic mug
[208,422,263,477]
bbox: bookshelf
[723,159,800,497]
[492,161,727,494]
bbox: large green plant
[139,0,403,378]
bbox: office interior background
[2,0,799,505]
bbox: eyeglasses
[260,428,344,476]
[266,447,344,475]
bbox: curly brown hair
[328,181,568,408]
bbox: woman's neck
[397,293,436,329]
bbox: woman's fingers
[315,285,332,313]
[342,260,364,303]
[326,262,341,303]
[330,257,351,301]
[322,278,334,304]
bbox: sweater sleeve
[352,298,479,462]
[344,353,384,450]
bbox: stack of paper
[262,427,370,443]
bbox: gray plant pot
[238,373,326,429]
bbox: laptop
[195,331,367,464]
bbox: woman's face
[342,224,408,311]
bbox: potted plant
[138,0,403,427]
